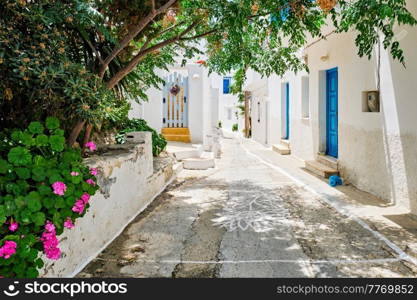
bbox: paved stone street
[79,138,417,278]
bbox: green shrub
[0,117,99,278]
[116,119,167,157]
[232,124,238,132]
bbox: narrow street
[79,138,417,278]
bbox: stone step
[272,144,291,155]
[172,145,203,161]
[280,139,290,146]
[161,127,190,135]
[182,157,215,170]
[317,155,338,170]
[162,134,191,143]
[305,160,339,178]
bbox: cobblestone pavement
[79,138,417,278]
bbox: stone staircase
[272,140,291,155]
[161,128,191,143]
[305,155,339,178]
[170,143,215,170]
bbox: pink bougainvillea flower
[80,193,90,204]
[51,181,67,196]
[8,222,18,232]
[64,218,74,229]
[70,171,79,176]
[84,141,97,151]
[0,240,17,259]
[72,199,85,214]
[90,168,98,176]
[86,179,96,186]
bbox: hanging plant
[170,84,180,96]
[317,0,338,12]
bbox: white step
[280,139,290,146]
[183,157,215,170]
[316,155,338,170]
[305,160,339,178]
[272,144,291,155]
[172,145,203,160]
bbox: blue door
[284,82,290,139]
[326,68,338,158]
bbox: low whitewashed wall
[40,132,176,277]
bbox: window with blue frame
[223,77,231,94]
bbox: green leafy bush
[232,124,238,132]
[116,119,167,157]
[0,117,99,278]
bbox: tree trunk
[67,120,86,147]
[82,123,93,154]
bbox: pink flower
[45,247,61,260]
[70,171,79,176]
[86,179,95,186]
[85,141,97,151]
[90,168,98,176]
[51,181,67,196]
[8,222,18,232]
[64,218,74,229]
[41,222,61,260]
[45,221,55,233]
[0,241,17,259]
[72,199,85,214]
[80,193,90,204]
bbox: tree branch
[180,28,217,40]
[106,21,199,89]
[84,36,104,65]
[98,0,179,78]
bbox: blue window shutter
[223,77,231,94]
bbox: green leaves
[49,135,65,152]
[0,118,100,278]
[8,147,32,166]
[45,117,60,130]
[35,134,49,146]
[32,167,46,182]
[28,122,44,134]
[0,159,10,174]
[26,192,42,212]
[116,118,167,156]
[32,212,46,226]
[15,168,31,180]
[0,205,6,225]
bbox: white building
[245,0,417,214]
[129,63,240,145]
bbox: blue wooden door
[284,83,290,140]
[326,68,338,158]
[163,72,189,128]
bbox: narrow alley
[79,138,417,278]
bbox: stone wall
[40,132,176,277]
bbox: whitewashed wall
[210,73,240,133]
[41,133,176,277]
[248,0,417,213]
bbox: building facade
[129,63,240,146]
[245,0,417,214]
